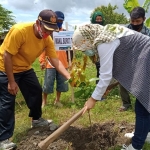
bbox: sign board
[53,31,74,50]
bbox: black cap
[38,9,59,31]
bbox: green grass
[13,58,150,150]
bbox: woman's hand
[82,97,96,114]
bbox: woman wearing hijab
[91,11,105,84]
[72,23,150,150]
[91,11,104,25]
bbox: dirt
[16,121,135,150]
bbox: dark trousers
[119,84,131,108]
[0,69,42,141]
[95,62,100,84]
[132,99,150,149]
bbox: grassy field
[13,57,150,149]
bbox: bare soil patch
[16,121,134,150]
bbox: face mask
[130,22,143,31]
[83,50,96,56]
[57,22,63,29]
[42,32,49,39]
[37,25,49,39]
[95,21,103,25]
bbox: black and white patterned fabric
[113,31,150,112]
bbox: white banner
[53,31,74,51]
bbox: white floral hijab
[72,24,134,62]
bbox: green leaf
[74,90,85,98]
[145,17,150,28]
[123,0,140,13]
[89,77,99,82]
[142,0,150,13]
[78,82,86,87]
[84,88,93,99]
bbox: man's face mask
[57,22,63,29]
[37,24,49,39]
[130,22,143,31]
[83,50,96,56]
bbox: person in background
[0,9,70,149]
[72,23,150,150]
[91,11,104,25]
[91,11,104,84]
[39,11,69,108]
[119,6,150,111]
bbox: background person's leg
[42,92,48,107]
[119,84,131,111]
[56,70,69,93]
[55,70,68,107]
[42,68,56,106]
[95,62,100,84]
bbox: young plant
[67,51,98,101]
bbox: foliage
[0,4,16,33]
[142,0,150,13]
[90,3,129,25]
[145,17,150,27]
[123,0,140,13]
[74,80,96,100]
[68,52,88,87]
[143,0,150,29]
[123,0,150,13]
[67,51,98,100]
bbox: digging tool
[102,81,119,98]
[38,107,85,150]
[88,110,93,141]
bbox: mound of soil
[16,121,134,150]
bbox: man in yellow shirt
[0,9,70,149]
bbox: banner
[53,31,74,50]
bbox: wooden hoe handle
[38,108,85,150]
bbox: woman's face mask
[94,21,103,25]
[83,50,96,56]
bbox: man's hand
[8,81,19,95]
[50,58,71,80]
[4,51,18,95]
[82,97,96,114]
[40,63,46,70]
